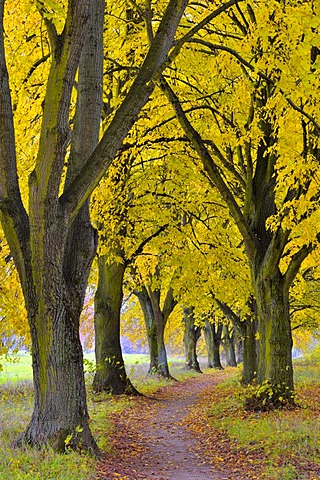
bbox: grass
[206,357,320,480]
[1,353,319,479]
[0,353,194,479]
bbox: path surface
[96,372,236,480]
[130,375,229,480]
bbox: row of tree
[0,0,319,455]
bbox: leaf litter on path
[94,370,264,480]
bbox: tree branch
[60,0,189,220]
[284,243,314,292]
[188,39,320,134]
[126,224,168,265]
[157,76,256,258]
[168,0,243,63]
[0,1,31,285]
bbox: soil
[95,370,238,480]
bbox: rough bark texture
[254,267,294,398]
[136,286,159,374]
[183,307,202,373]
[204,320,223,369]
[93,257,138,395]
[0,0,189,451]
[16,0,101,453]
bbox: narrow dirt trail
[95,371,236,480]
[130,374,231,480]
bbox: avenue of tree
[0,0,319,455]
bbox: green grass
[0,353,195,479]
[0,352,157,384]
[2,353,319,479]
[0,353,33,384]
[206,358,320,480]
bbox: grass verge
[205,359,320,480]
[0,355,196,479]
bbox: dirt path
[96,371,235,480]
[128,374,230,480]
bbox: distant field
[0,352,183,384]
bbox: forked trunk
[17,210,99,454]
[183,307,202,372]
[93,257,138,395]
[136,287,159,374]
[204,320,223,369]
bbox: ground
[94,371,265,480]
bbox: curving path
[96,372,234,480]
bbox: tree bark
[148,287,176,379]
[253,266,294,399]
[183,307,202,372]
[242,316,258,385]
[136,286,159,374]
[0,0,188,451]
[204,320,223,369]
[93,257,138,395]
[223,325,237,367]
[16,0,101,454]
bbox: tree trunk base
[244,381,296,412]
[93,376,140,396]
[184,363,202,373]
[15,419,101,457]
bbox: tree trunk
[223,325,237,367]
[16,0,103,453]
[254,267,294,401]
[204,320,223,369]
[242,317,258,385]
[136,286,158,374]
[183,307,202,372]
[20,273,98,453]
[93,257,138,395]
[148,287,175,379]
[0,0,189,452]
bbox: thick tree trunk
[242,317,258,385]
[136,287,158,374]
[21,282,97,453]
[204,320,223,369]
[93,257,138,395]
[223,325,237,367]
[254,268,294,402]
[0,0,189,452]
[15,207,99,454]
[183,307,202,372]
[16,0,102,453]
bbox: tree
[0,0,189,451]
[204,318,223,369]
[183,306,202,372]
[135,286,159,374]
[158,0,319,404]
